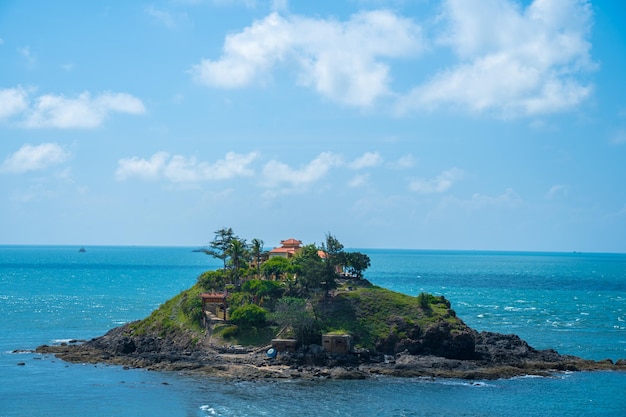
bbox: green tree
[250,238,264,279]
[321,233,345,295]
[226,237,249,285]
[197,269,227,292]
[261,256,292,280]
[344,251,371,279]
[272,297,320,345]
[242,279,284,307]
[203,227,236,268]
[290,244,325,297]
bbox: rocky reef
[35,319,626,381]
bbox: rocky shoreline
[34,323,626,381]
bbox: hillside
[98,276,475,360]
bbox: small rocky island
[37,231,626,380]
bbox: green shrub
[181,290,203,325]
[197,270,227,291]
[219,324,239,339]
[417,292,432,310]
[230,304,268,328]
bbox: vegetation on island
[129,229,468,354]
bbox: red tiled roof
[280,238,302,247]
[270,247,296,253]
[200,292,227,301]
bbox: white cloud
[546,184,568,200]
[116,152,170,181]
[261,152,342,189]
[9,184,58,203]
[397,0,594,116]
[116,151,258,183]
[0,87,145,128]
[23,91,146,128]
[271,0,288,12]
[145,6,190,29]
[390,154,415,169]
[0,143,71,174]
[190,10,423,107]
[146,6,176,28]
[349,152,382,169]
[0,87,29,119]
[462,188,522,209]
[18,45,37,67]
[409,167,464,194]
[210,0,258,7]
[436,188,522,214]
[610,129,626,146]
[348,174,369,188]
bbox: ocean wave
[429,379,495,388]
[199,405,237,417]
[504,306,537,312]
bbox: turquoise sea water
[1,246,625,416]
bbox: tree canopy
[198,229,372,343]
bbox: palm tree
[250,238,264,279]
[226,238,249,286]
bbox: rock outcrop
[35,322,626,381]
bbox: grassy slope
[124,281,468,351]
[128,283,206,345]
[318,286,466,349]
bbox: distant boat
[79,247,86,253]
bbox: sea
[1,246,625,417]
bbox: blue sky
[1,0,625,252]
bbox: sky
[1,0,625,252]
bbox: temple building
[268,238,303,259]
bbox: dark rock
[31,313,626,381]
[116,337,136,354]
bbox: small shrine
[199,292,228,323]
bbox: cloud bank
[1,143,71,173]
[116,151,259,183]
[0,88,146,128]
[192,0,595,117]
[190,10,424,107]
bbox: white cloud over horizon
[193,0,594,117]
[145,6,191,29]
[452,188,523,210]
[116,151,259,183]
[190,10,424,107]
[398,0,595,116]
[0,87,29,119]
[261,151,343,190]
[409,167,465,194]
[545,184,568,200]
[0,87,145,128]
[0,143,71,174]
[349,152,382,169]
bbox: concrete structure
[271,338,298,352]
[322,334,353,354]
